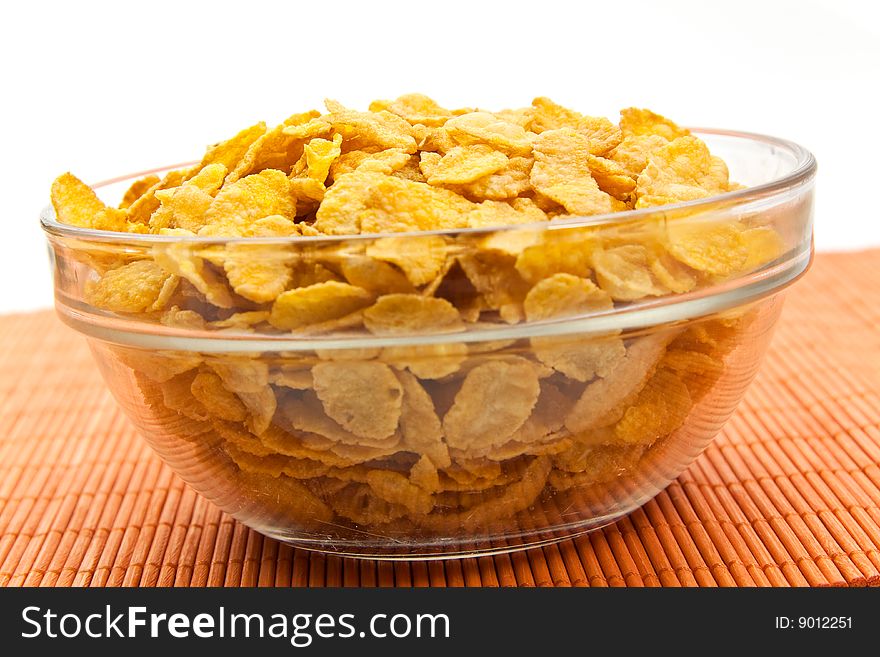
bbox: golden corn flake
[665,220,748,277]
[649,248,698,293]
[662,348,724,386]
[537,336,626,383]
[529,97,622,155]
[328,150,374,181]
[363,294,463,335]
[444,112,533,156]
[484,435,572,462]
[269,281,373,330]
[244,214,301,237]
[635,136,730,208]
[514,229,598,283]
[392,155,428,183]
[381,342,468,380]
[221,243,295,303]
[293,309,366,335]
[420,457,551,532]
[523,274,624,380]
[410,455,442,493]
[360,175,475,234]
[509,381,571,442]
[314,346,382,361]
[340,256,415,295]
[207,357,269,393]
[365,235,448,286]
[152,244,235,308]
[120,174,161,209]
[200,169,295,236]
[740,226,785,271]
[576,116,624,156]
[592,244,666,301]
[472,223,541,257]
[162,307,207,330]
[451,156,534,200]
[442,358,541,450]
[223,440,331,479]
[418,126,458,154]
[607,134,669,179]
[457,251,530,312]
[528,96,583,133]
[418,151,441,179]
[330,149,413,182]
[289,178,326,213]
[210,311,270,329]
[281,390,398,450]
[614,367,692,445]
[465,198,547,228]
[370,93,453,127]
[280,115,332,140]
[493,106,534,128]
[587,155,636,202]
[324,99,417,153]
[225,122,315,184]
[51,173,128,232]
[523,272,613,321]
[190,371,248,422]
[396,370,451,467]
[186,162,228,195]
[199,121,267,173]
[565,332,671,433]
[289,261,339,288]
[425,145,509,186]
[530,128,624,215]
[365,469,434,514]
[84,260,176,313]
[114,347,201,383]
[619,107,690,141]
[269,365,314,390]
[159,371,210,421]
[327,482,409,525]
[312,361,403,440]
[240,386,277,435]
[303,133,343,183]
[149,185,215,232]
[311,171,384,235]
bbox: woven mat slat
[1,251,879,587]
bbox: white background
[1,0,878,313]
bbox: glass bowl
[41,129,816,558]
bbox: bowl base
[260,516,622,561]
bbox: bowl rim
[39,127,817,244]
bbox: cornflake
[444,112,533,156]
[426,145,509,186]
[201,169,295,236]
[312,361,403,440]
[269,281,373,330]
[85,260,177,313]
[51,173,128,232]
[635,136,730,208]
[531,128,624,215]
[442,358,541,451]
[365,235,448,286]
[363,294,464,335]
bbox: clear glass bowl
[41,129,816,558]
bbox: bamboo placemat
[1,250,878,587]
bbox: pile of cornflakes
[51,96,784,543]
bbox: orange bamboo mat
[1,250,879,587]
